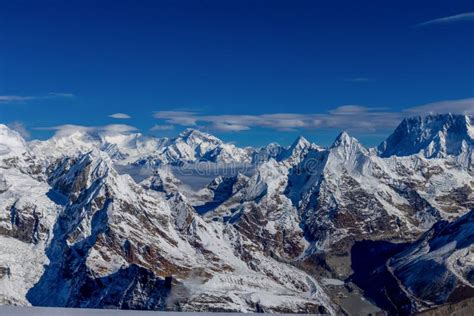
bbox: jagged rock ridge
[0,114,473,314]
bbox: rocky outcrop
[0,115,473,314]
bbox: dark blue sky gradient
[0,0,473,146]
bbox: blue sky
[0,0,473,147]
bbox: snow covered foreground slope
[0,125,334,313]
[0,114,473,314]
[388,209,474,311]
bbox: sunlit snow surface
[0,115,473,313]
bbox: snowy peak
[277,136,314,164]
[155,128,253,164]
[291,135,311,150]
[288,136,312,156]
[378,114,474,158]
[177,128,222,146]
[0,124,29,158]
[29,127,104,161]
[1,115,474,314]
[30,126,161,163]
[329,131,367,160]
[331,131,355,148]
[252,142,284,164]
[49,150,113,200]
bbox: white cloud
[101,124,138,135]
[152,98,473,133]
[109,113,132,119]
[21,98,473,142]
[404,98,474,115]
[36,124,138,138]
[8,121,30,139]
[154,111,198,125]
[210,122,250,132]
[329,105,382,115]
[417,12,474,26]
[153,107,398,132]
[0,96,36,102]
[35,124,93,137]
[0,92,75,103]
[150,124,174,131]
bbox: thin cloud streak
[48,92,75,98]
[109,113,132,119]
[404,98,474,115]
[417,12,474,26]
[29,98,473,142]
[153,98,474,133]
[150,124,174,131]
[35,124,138,138]
[0,92,75,103]
[154,109,400,132]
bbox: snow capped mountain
[387,209,474,312]
[378,114,474,158]
[330,131,369,161]
[354,208,474,314]
[0,125,28,159]
[29,127,163,164]
[0,127,335,312]
[132,128,254,167]
[277,136,319,167]
[0,125,43,178]
[0,157,62,305]
[0,114,473,314]
[283,127,472,277]
[158,128,224,164]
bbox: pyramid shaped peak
[331,131,359,148]
[290,135,311,149]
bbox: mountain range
[0,113,473,315]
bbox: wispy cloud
[210,122,250,132]
[0,92,75,103]
[154,111,198,126]
[109,113,131,119]
[0,96,36,102]
[150,124,174,131]
[154,108,399,132]
[35,124,138,138]
[153,98,473,133]
[29,98,473,139]
[8,121,30,139]
[416,12,474,26]
[48,92,75,98]
[404,98,474,115]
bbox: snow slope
[387,209,474,311]
[0,114,473,314]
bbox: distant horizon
[3,111,472,149]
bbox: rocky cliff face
[378,114,474,159]
[388,209,474,311]
[349,209,474,315]
[0,114,473,314]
